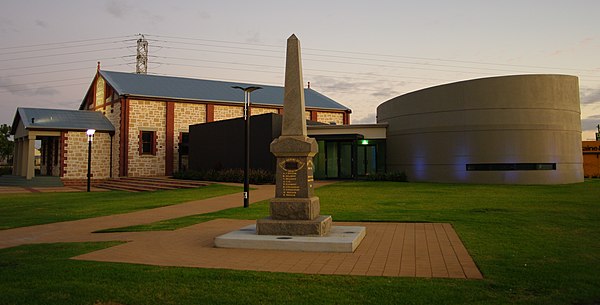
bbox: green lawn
[1,180,599,304]
[0,184,241,230]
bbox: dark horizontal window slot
[466,163,556,171]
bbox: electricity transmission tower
[136,34,148,74]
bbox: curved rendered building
[377,74,583,184]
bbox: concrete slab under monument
[214,224,366,253]
[256,215,332,236]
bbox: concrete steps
[96,177,209,192]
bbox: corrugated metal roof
[98,70,350,111]
[14,108,115,132]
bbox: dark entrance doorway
[357,143,377,176]
[322,141,353,179]
[313,136,386,179]
[39,136,60,177]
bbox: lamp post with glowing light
[231,86,262,208]
[86,129,95,192]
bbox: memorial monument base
[256,215,332,236]
[215,224,366,253]
[269,197,321,220]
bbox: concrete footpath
[0,182,483,279]
[0,183,275,249]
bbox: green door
[339,142,353,178]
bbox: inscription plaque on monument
[255,34,332,236]
[281,158,303,197]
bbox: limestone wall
[316,111,344,125]
[252,107,279,116]
[63,131,112,180]
[214,105,243,121]
[173,102,207,172]
[128,100,166,177]
[95,77,105,107]
[101,102,120,178]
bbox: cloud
[105,0,131,18]
[32,87,59,96]
[0,18,18,34]
[197,11,210,20]
[352,112,377,124]
[370,87,401,99]
[582,115,600,132]
[148,14,165,26]
[549,37,595,57]
[55,99,80,108]
[309,76,377,94]
[34,19,47,28]
[581,87,600,105]
[245,31,262,44]
[0,77,59,97]
[309,76,403,103]
[0,76,26,93]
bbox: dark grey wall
[189,113,282,172]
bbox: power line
[0,35,136,51]
[0,56,134,71]
[0,46,130,62]
[146,33,599,74]
[149,42,600,80]
[1,33,598,100]
[1,77,93,88]
[0,39,133,56]
[147,38,282,55]
[303,47,599,73]
[151,55,447,83]
[0,82,90,95]
[145,34,282,49]
[4,63,133,78]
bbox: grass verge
[0,242,530,305]
[0,184,241,230]
[0,180,599,304]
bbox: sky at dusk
[1,0,599,139]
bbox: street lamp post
[232,86,262,208]
[86,129,95,192]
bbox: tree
[0,124,14,165]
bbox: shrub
[0,166,12,176]
[174,168,275,184]
[364,171,408,182]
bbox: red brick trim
[104,85,113,111]
[138,130,143,155]
[91,75,97,110]
[206,104,214,122]
[153,132,158,155]
[344,111,351,125]
[120,98,129,177]
[165,102,175,176]
[310,111,318,122]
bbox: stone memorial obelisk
[256,34,332,236]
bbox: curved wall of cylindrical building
[377,74,583,184]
